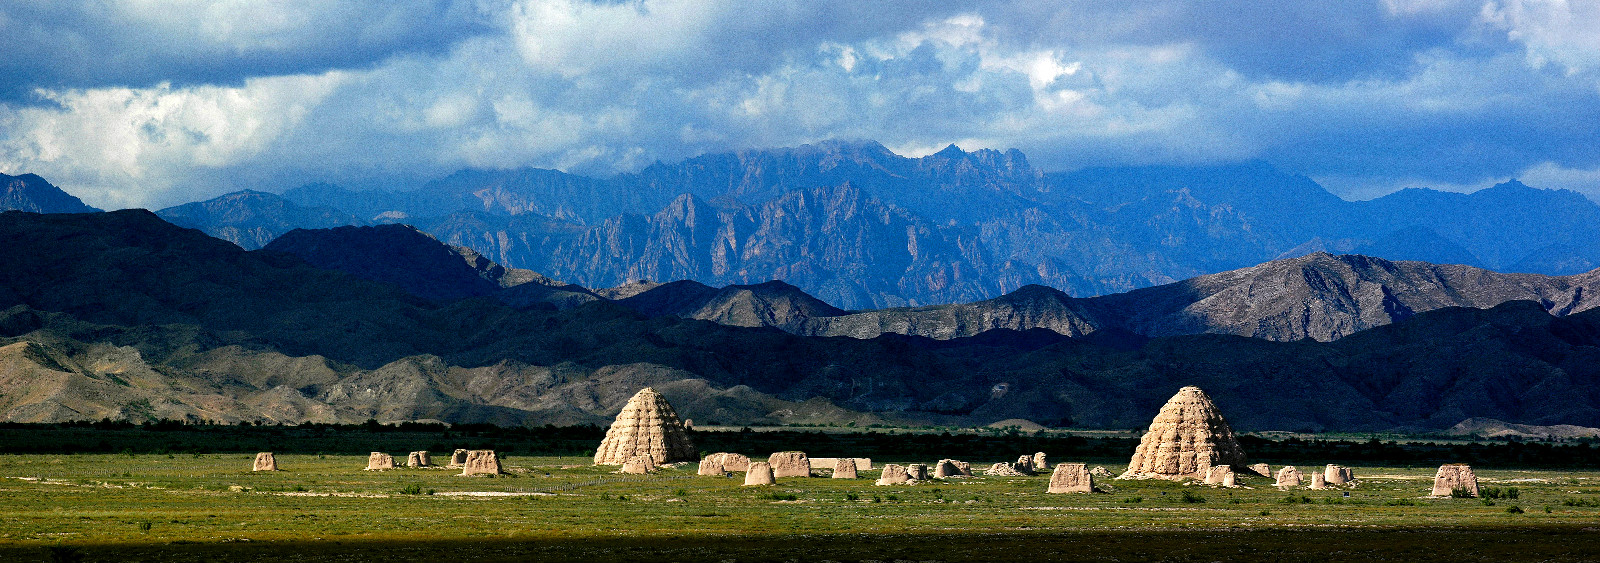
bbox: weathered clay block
[1047,462,1093,494]
[365,452,394,471]
[1090,466,1113,478]
[1204,465,1235,486]
[1432,464,1479,497]
[449,449,468,468]
[594,387,696,466]
[1119,386,1248,480]
[832,458,858,479]
[876,464,909,486]
[986,462,1026,476]
[1248,463,1271,477]
[706,452,750,472]
[253,452,277,472]
[743,462,775,486]
[1032,452,1048,471]
[907,463,929,480]
[808,457,872,471]
[933,459,967,478]
[461,450,501,476]
[1014,455,1036,474]
[1325,464,1350,486]
[407,451,430,468]
[1276,466,1302,488]
[1309,471,1326,490]
[769,451,812,478]
[620,454,656,474]
[698,454,727,476]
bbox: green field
[1,453,1598,562]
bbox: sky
[1,0,1598,210]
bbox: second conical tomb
[593,387,697,465]
[1118,386,1247,480]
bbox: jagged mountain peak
[1,172,101,214]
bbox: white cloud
[1479,0,1600,75]
[0,0,1598,210]
[0,73,347,209]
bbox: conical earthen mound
[1119,386,1247,480]
[593,387,697,465]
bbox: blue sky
[1,0,1597,210]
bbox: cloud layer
[1,0,1597,209]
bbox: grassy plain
[1,453,1598,562]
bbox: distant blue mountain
[156,190,366,250]
[33,141,1599,309]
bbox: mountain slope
[619,279,844,332]
[1,173,100,213]
[4,210,1600,430]
[1088,252,1600,341]
[263,224,602,307]
[631,252,1600,343]
[156,190,365,250]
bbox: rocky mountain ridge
[2,210,1600,431]
[234,219,1600,344]
[1,172,100,214]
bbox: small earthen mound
[876,464,910,486]
[907,463,929,481]
[1119,386,1247,480]
[1032,452,1048,471]
[933,459,969,478]
[1204,465,1235,487]
[1275,466,1302,488]
[1248,463,1271,477]
[593,387,696,466]
[808,457,872,471]
[407,451,430,468]
[699,452,751,475]
[449,449,468,468]
[985,462,1026,477]
[365,452,395,471]
[832,458,858,479]
[1324,464,1352,486]
[1308,471,1327,490]
[1013,455,1036,475]
[1047,462,1093,493]
[743,462,775,486]
[460,450,501,476]
[1432,464,1479,497]
[620,454,657,474]
[1089,466,1113,478]
[253,452,277,472]
[769,451,811,478]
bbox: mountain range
[103,141,1600,310]
[3,209,1600,431]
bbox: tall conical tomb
[1118,386,1247,480]
[593,387,697,465]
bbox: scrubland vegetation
[1,449,1597,562]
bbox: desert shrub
[1180,491,1206,504]
[398,484,423,495]
[1282,495,1312,504]
[1506,506,1524,514]
[1450,487,1475,499]
[1384,499,1417,506]
[1122,496,1143,504]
